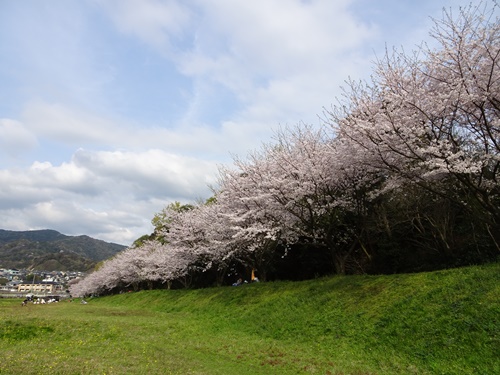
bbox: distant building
[6,280,22,288]
[1,269,20,281]
[17,283,56,294]
[0,285,17,292]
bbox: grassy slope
[1,263,499,375]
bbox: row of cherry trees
[71,1,499,297]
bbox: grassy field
[1,263,499,375]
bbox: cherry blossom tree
[329,1,500,241]
[72,2,500,293]
[138,240,196,289]
[216,125,379,274]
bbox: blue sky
[0,0,474,245]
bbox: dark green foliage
[363,184,500,274]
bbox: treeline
[71,2,500,297]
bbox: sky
[0,0,475,246]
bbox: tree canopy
[71,1,500,297]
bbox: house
[1,269,21,281]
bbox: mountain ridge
[0,229,126,271]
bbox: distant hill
[0,229,126,271]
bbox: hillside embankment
[1,262,499,374]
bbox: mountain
[0,229,67,243]
[0,229,126,271]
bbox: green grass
[1,263,499,374]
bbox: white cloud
[0,148,218,244]
[93,0,192,52]
[72,148,218,199]
[0,199,150,245]
[98,0,376,128]
[19,99,273,162]
[28,201,148,244]
[22,101,121,145]
[177,1,375,116]
[193,0,371,70]
[0,119,38,157]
